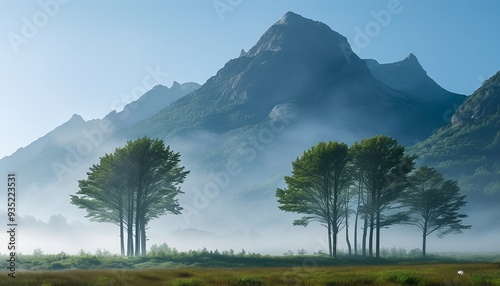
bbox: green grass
[2,262,499,286]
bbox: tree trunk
[369,212,374,258]
[345,194,351,257]
[354,194,360,256]
[333,230,337,259]
[362,211,368,257]
[354,173,363,256]
[141,220,147,256]
[354,215,358,256]
[376,210,380,258]
[376,191,381,258]
[332,184,339,259]
[327,221,332,258]
[119,204,125,256]
[135,186,142,256]
[127,191,134,257]
[345,214,352,257]
[422,224,427,257]
[135,208,141,256]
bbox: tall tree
[351,135,415,258]
[276,141,351,258]
[349,144,367,257]
[71,153,128,256]
[402,166,471,256]
[71,137,189,256]
[342,180,356,257]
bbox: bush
[381,270,421,285]
[49,262,67,270]
[92,275,110,286]
[171,278,204,286]
[175,271,194,278]
[470,273,494,286]
[230,277,263,286]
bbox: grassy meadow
[2,263,500,286]
[1,252,500,286]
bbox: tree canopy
[71,137,189,256]
[402,166,471,256]
[350,135,415,258]
[276,141,352,258]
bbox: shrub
[92,275,110,286]
[171,278,205,286]
[49,262,67,270]
[230,277,263,286]
[176,271,194,278]
[381,270,421,285]
[469,273,494,286]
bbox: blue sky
[1,0,499,158]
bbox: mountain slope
[410,71,500,204]
[366,54,465,103]
[366,55,466,137]
[104,82,200,130]
[0,12,473,223]
[125,12,450,145]
[0,82,199,187]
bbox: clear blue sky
[1,0,499,158]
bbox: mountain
[410,71,500,205]
[0,114,91,186]
[365,54,466,139]
[0,82,199,187]
[104,82,200,130]
[0,11,476,226]
[365,54,465,103]
[126,12,454,146]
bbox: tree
[71,152,129,255]
[342,179,356,257]
[349,143,368,257]
[276,141,352,258]
[402,166,471,256]
[71,137,189,256]
[351,135,415,258]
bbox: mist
[2,111,498,258]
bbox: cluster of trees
[71,135,470,259]
[71,137,189,256]
[276,135,470,258]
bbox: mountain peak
[246,12,349,57]
[69,114,85,123]
[405,53,417,61]
[277,11,309,25]
[401,53,423,70]
[171,81,181,90]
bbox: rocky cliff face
[452,71,500,126]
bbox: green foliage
[230,277,263,286]
[381,270,421,285]
[276,141,352,258]
[7,262,500,286]
[410,71,500,202]
[71,137,189,256]
[149,243,179,257]
[470,273,496,286]
[172,278,205,286]
[351,135,415,257]
[402,166,471,256]
[92,275,111,286]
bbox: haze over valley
[1,5,499,260]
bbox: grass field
[2,262,500,286]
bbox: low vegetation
[3,262,500,286]
[2,246,500,285]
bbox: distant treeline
[6,244,499,271]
